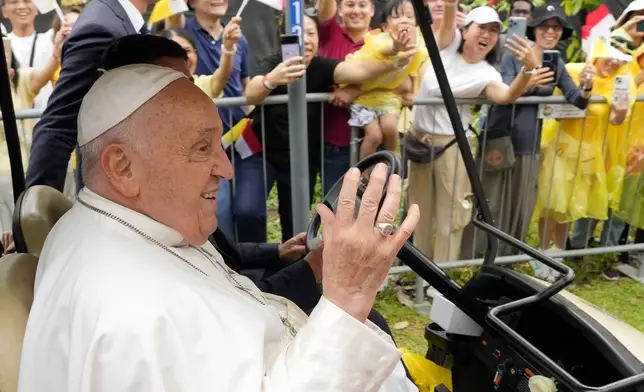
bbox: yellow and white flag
[590,36,632,63]
[148,0,189,25]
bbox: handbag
[402,131,456,164]
[481,135,516,172]
[480,105,517,172]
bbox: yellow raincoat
[535,61,636,223]
[615,47,644,228]
[342,28,429,115]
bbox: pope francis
[17,63,421,391]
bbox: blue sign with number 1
[289,0,303,48]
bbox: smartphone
[280,34,300,61]
[506,17,527,39]
[2,37,11,70]
[613,75,630,104]
[638,20,644,33]
[542,50,559,75]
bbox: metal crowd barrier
[5,93,644,306]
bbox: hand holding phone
[637,20,644,33]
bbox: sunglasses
[511,9,530,16]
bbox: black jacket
[209,229,322,312]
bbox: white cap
[616,0,644,28]
[78,64,187,147]
[464,6,503,31]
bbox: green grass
[571,279,644,333]
[264,178,644,356]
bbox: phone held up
[542,50,559,77]
[507,17,527,40]
[280,34,301,62]
[613,75,630,104]
[637,20,644,33]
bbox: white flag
[237,0,282,16]
[256,0,282,10]
[33,0,64,20]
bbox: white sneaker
[531,246,563,282]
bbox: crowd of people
[2,0,644,278]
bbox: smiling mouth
[201,191,218,201]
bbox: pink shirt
[319,15,366,147]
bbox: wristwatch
[263,74,276,90]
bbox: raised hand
[527,68,555,88]
[621,15,644,42]
[317,163,420,322]
[266,56,306,86]
[223,17,242,51]
[505,35,540,70]
[53,22,72,60]
[579,62,596,89]
[392,27,414,54]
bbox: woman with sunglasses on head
[235,10,416,244]
[461,3,593,263]
[405,0,539,263]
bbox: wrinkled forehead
[139,81,223,142]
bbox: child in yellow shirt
[343,0,428,160]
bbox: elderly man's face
[134,80,233,245]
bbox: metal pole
[0,38,26,201]
[285,0,309,235]
[349,126,360,166]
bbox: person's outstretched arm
[26,23,116,190]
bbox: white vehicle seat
[12,186,72,257]
[0,253,38,392]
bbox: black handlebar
[408,0,644,390]
[0,35,26,201]
[305,151,402,251]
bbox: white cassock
[18,188,418,392]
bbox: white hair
[79,119,143,185]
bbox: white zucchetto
[77,63,187,147]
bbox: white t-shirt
[412,30,502,135]
[8,29,55,114]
